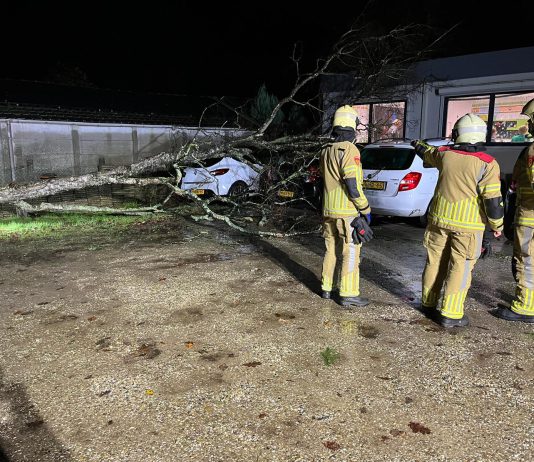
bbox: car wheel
[417,211,428,228]
[228,181,248,198]
[415,201,431,228]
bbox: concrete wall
[0,120,247,186]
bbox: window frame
[443,90,534,146]
[353,100,407,144]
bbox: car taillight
[210,168,229,176]
[398,172,422,192]
[305,166,320,183]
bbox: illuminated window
[351,101,406,144]
[445,96,490,138]
[352,104,369,144]
[492,92,534,142]
[371,102,405,142]
[445,91,534,143]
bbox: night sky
[2,1,532,99]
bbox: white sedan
[180,156,261,197]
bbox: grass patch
[320,347,340,366]
[0,213,149,239]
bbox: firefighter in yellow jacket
[412,114,504,327]
[495,98,534,323]
[320,105,371,307]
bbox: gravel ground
[0,215,532,462]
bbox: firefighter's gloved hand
[351,216,374,244]
[411,140,429,157]
[365,213,372,224]
[480,230,493,259]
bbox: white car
[361,138,451,226]
[180,156,261,197]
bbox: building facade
[321,46,534,183]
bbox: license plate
[192,189,205,195]
[363,181,386,190]
[278,190,295,198]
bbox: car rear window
[361,147,415,170]
[200,157,224,168]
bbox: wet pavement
[282,216,513,310]
[0,215,531,462]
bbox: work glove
[410,139,430,157]
[365,213,372,224]
[351,215,374,244]
[480,230,493,259]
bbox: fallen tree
[0,19,449,236]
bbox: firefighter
[412,114,504,327]
[320,105,371,307]
[494,98,534,323]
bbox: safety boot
[439,314,469,328]
[321,288,339,300]
[339,296,370,307]
[494,307,534,323]
[420,304,437,313]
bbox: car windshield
[361,147,415,170]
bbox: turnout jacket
[320,140,371,218]
[512,143,534,227]
[415,142,504,233]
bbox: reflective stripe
[321,276,333,292]
[487,217,504,230]
[517,217,534,226]
[511,287,534,315]
[422,288,439,307]
[519,227,534,290]
[441,290,468,319]
[518,186,534,199]
[429,193,485,230]
[456,125,486,134]
[430,193,484,230]
[324,186,358,216]
[480,183,501,194]
[429,214,485,230]
[340,248,360,297]
[347,243,356,273]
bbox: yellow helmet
[333,105,358,130]
[453,113,487,144]
[521,98,534,122]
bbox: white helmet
[452,113,487,144]
[333,105,358,130]
[521,98,534,122]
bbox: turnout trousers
[422,225,482,319]
[321,216,361,297]
[511,225,534,317]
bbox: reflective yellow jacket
[415,142,504,233]
[513,143,534,227]
[320,141,370,218]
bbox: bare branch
[14,201,164,217]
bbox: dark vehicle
[260,157,322,209]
